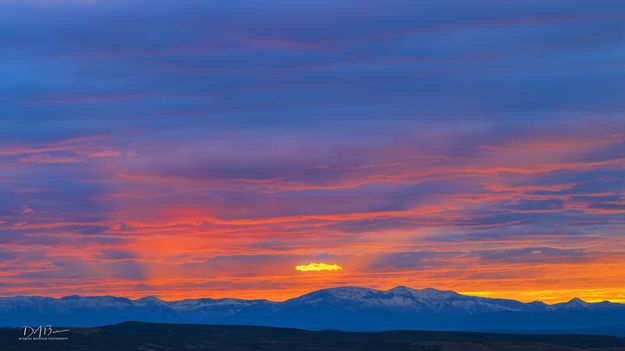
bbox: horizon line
[1,285,619,306]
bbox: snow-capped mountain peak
[282,286,527,313]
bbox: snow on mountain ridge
[282,286,531,313]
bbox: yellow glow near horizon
[459,288,625,304]
[295,262,343,272]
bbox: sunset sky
[1,0,625,304]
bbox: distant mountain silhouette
[2,286,625,335]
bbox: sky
[1,0,625,304]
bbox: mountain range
[2,286,625,335]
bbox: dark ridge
[1,322,624,351]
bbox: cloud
[367,251,453,271]
[510,199,564,211]
[588,202,625,210]
[295,263,343,272]
[98,249,135,260]
[476,247,588,264]
[20,204,34,214]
